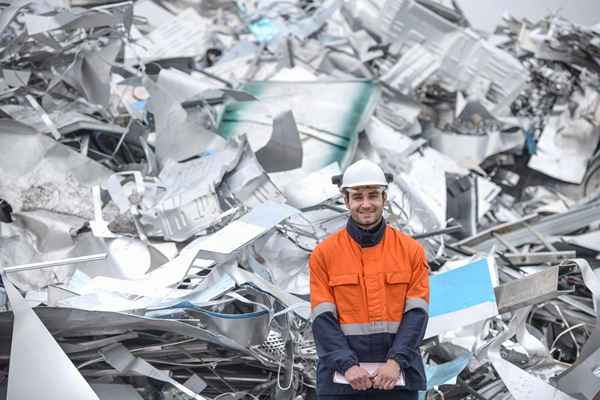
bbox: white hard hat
[340,159,388,190]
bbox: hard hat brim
[341,181,388,190]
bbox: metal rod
[412,225,463,239]
[491,232,519,253]
[522,222,558,252]
[4,253,107,273]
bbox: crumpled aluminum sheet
[2,0,600,399]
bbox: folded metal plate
[196,201,300,261]
[0,306,249,353]
[218,80,379,173]
[190,307,271,348]
[427,258,498,338]
[255,110,303,173]
[1,273,99,400]
[494,267,559,314]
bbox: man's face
[344,186,387,228]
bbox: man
[310,159,430,400]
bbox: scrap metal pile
[1,0,600,399]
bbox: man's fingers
[350,376,368,391]
[384,378,395,390]
[372,375,381,389]
[350,379,362,391]
[362,375,372,390]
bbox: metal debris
[1,0,600,399]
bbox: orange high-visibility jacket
[310,224,429,395]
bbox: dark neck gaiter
[346,216,386,248]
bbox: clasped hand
[344,359,400,391]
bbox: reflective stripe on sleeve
[310,302,337,322]
[404,297,429,314]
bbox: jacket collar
[346,216,386,248]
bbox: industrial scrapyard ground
[0,0,600,399]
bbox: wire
[549,322,589,356]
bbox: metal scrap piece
[146,139,244,241]
[491,355,576,400]
[378,0,528,114]
[495,266,560,314]
[554,342,600,400]
[528,88,600,184]
[196,201,300,261]
[255,110,303,173]
[220,138,287,208]
[426,258,498,338]
[219,80,379,173]
[4,253,106,274]
[227,266,310,321]
[502,251,575,266]
[480,308,575,399]
[1,272,100,400]
[100,343,207,400]
[282,162,341,209]
[0,1,33,39]
[458,199,600,252]
[91,384,144,400]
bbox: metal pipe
[4,253,107,273]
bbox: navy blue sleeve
[386,309,428,368]
[312,312,359,374]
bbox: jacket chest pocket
[385,272,410,317]
[329,273,362,314]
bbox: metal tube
[4,253,107,273]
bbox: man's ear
[343,192,350,209]
[382,191,387,203]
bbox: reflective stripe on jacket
[310,224,429,395]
